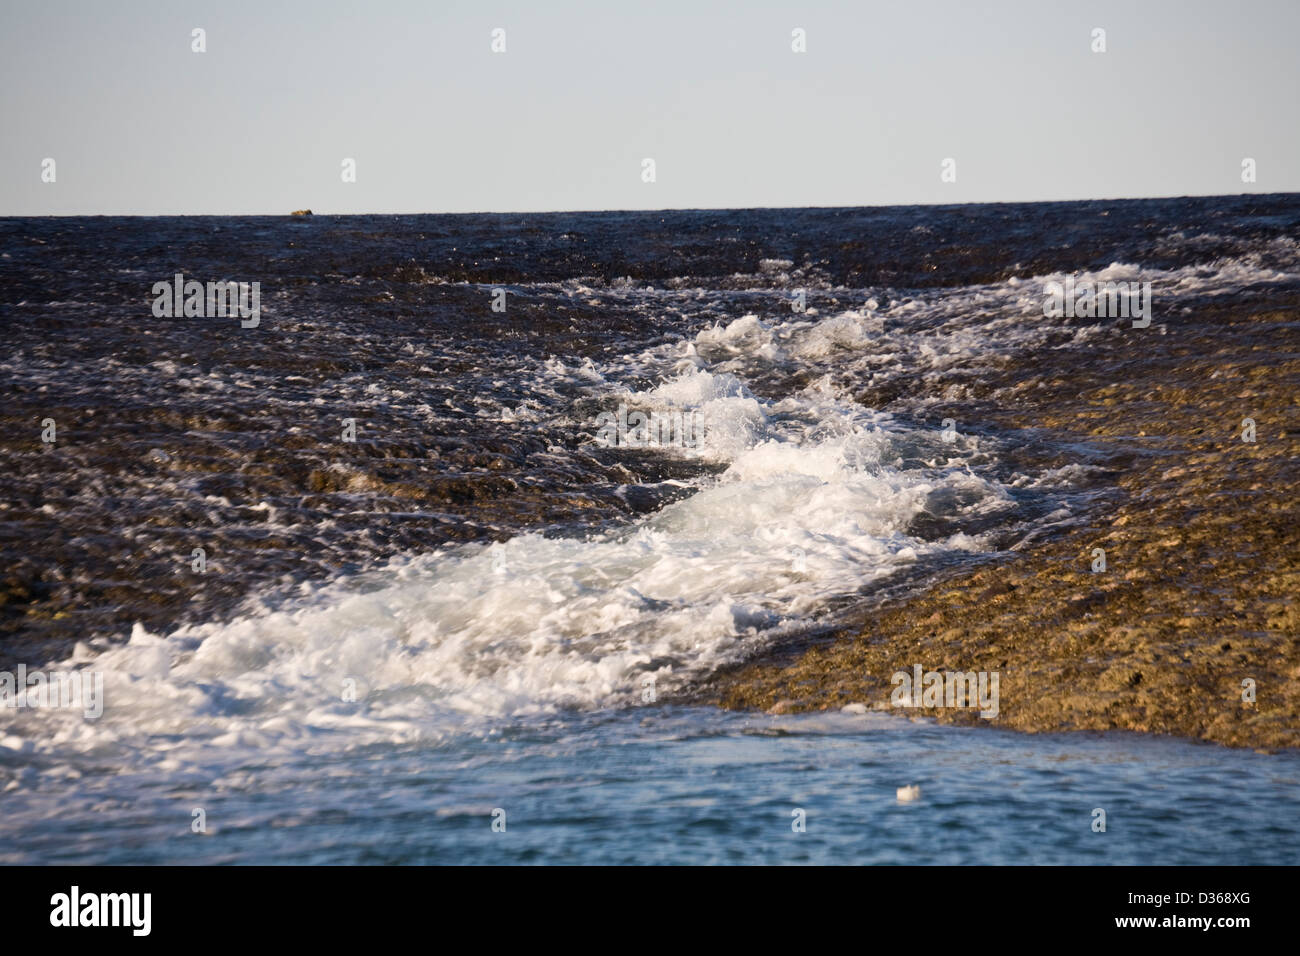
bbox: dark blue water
[4,709,1298,865]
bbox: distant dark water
[2,195,1300,864]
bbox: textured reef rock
[706,298,1300,750]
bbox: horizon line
[6,189,1295,219]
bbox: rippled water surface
[4,709,1299,865]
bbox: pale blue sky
[2,0,1297,214]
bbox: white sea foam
[1,358,1012,769]
[0,415,1006,765]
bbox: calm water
[2,196,1299,863]
[3,708,1299,864]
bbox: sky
[1,0,1297,215]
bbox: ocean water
[5,708,1300,865]
[2,196,1299,864]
